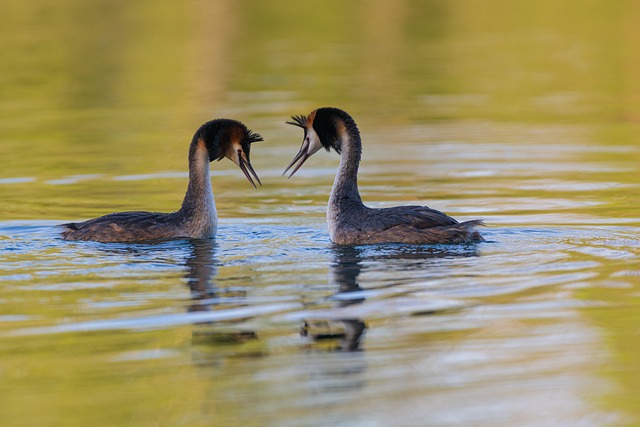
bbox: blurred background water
[1,1,640,426]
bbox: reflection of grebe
[330,246,367,351]
[305,244,481,351]
[185,239,218,312]
[61,119,262,243]
[301,245,367,351]
[284,107,483,245]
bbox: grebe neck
[329,129,363,207]
[179,138,217,233]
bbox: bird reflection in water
[184,239,259,344]
[98,239,222,312]
[305,244,480,351]
[184,238,218,312]
[302,245,367,351]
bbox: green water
[2,1,640,426]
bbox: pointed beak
[283,138,313,178]
[238,156,262,188]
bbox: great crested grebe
[61,119,262,243]
[284,107,483,245]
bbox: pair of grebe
[61,108,483,244]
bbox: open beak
[283,139,311,178]
[238,156,262,188]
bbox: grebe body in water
[61,119,262,243]
[284,107,483,245]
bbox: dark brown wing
[60,211,179,242]
[357,205,458,233]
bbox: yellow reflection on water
[1,1,640,426]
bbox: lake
[1,1,640,426]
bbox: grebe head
[284,107,356,178]
[195,119,263,187]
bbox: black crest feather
[286,114,308,129]
[243,129,263,144]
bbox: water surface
[2,1,640,426]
